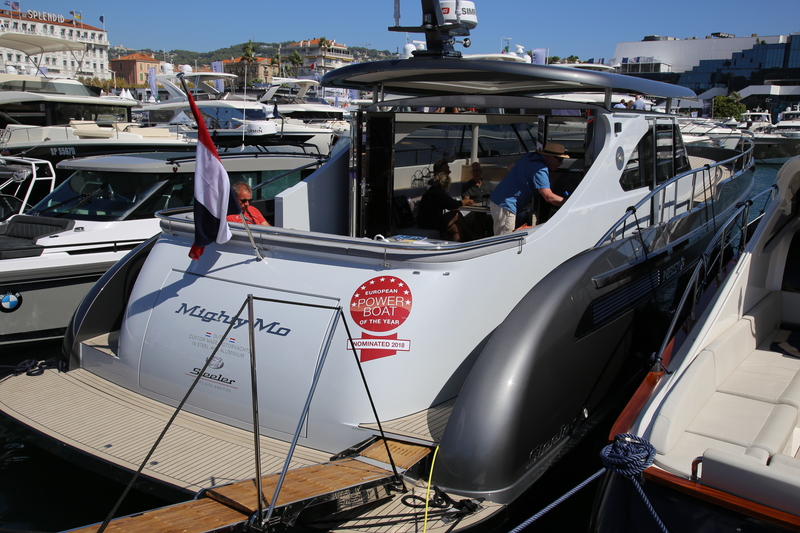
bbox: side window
[620,126,654,191]
[673,124,691,175]
[655,123,675,186]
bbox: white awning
[0,33,85,55]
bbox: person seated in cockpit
[417,162,474,242]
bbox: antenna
[388,0,473,58]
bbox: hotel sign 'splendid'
[19,11,67,23]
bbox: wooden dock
[67,439,430,533]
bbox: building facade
[285,38,354,78]
[222,56,280,86]
[607,33,800,115]
[111,52,159,86]
[0,7,110,79]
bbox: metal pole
[248,294,267,527]
[263,309,342,526]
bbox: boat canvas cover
[0,34,86,55]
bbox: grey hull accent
[64,235,158,367]
[431,245,661,504]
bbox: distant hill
[123,42,394,68]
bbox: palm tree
[317,36,331,74]
[288,50,303,76]
[241,40,257,88]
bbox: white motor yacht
[260,77,349,134]
[593,156,800,533]
[0,35,196,191]
[775,105,800,137]
[138,69,337,155]
[0,1,758,530]
[735,109,800,161]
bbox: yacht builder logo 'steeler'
[349,277,412,361]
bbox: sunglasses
[239,198,252,204]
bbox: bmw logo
[0,292,22,313]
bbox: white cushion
[704,320,757,385]
[687,393,796,455]
[744,291,782,346]
[769,453,800,472]
[654,434,746,477]
[702,447,800,515]
[649,351,716,454]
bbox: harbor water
[0,161,784,532]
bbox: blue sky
[20,0,800,60]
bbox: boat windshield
[26,171,190,221]
[0,101,131,127]
[26,160,311,221]
[146,105,270,129]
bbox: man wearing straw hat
[488,142,569,235]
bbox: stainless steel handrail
[652,184,777,368]
[595,136,755,247]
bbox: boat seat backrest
[744,291,783,347]
[704,320,757,386]
[650,351,717,454]
[702,448,800,516]
[392,195,416,228]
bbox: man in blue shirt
[489,142,569,235]
[632,94,647,110]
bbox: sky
[19,0,800,61]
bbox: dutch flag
[180,73,239,260]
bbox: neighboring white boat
[593,156,800,532]
[0,35,197,191]
[678,117,742,137]
[738,109,775,133]
[734,109,800,161]
[260,76,349,133]
[0,2,757,530]
[775,105,800,137]
[0,146,327,344]
[138,69,337,155]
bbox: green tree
[565,55,580,63]
[547,56,560,64]
[287,50,303,76]
[317,36,331,71]
[712,95,746,120]
[241,40,257,87]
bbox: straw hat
[538,142,569,158]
